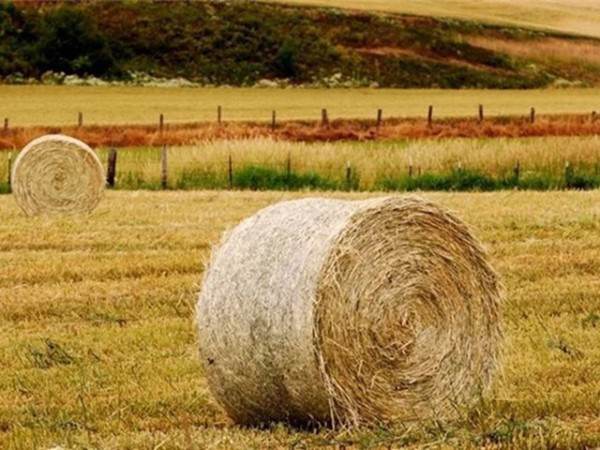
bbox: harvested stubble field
[3,86,600,128]
[1,190,599,449]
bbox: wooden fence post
[228,154,233,189]
[478,104,484,122]
[408,164,413,178]
[3,118,8,132]
[592,110,597,122]
[159,113,164,134]
[161,145,168,189]
[271,110,276,131]
[345,162,352,190]
[218,106,222,125]
[7,152,12,193]
[530,107,536,124]
[321,108,329,127]
[78,112,83,128]
[376,109,383,129]
[427,105,433,127]
[106,148,117,188]
[513,160,520,183]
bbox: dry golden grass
[3,86,600,127]
[2,135,600,193]
[466,36,600,86]
[264,0,600,38]
[1,190,600,448]
[467,37,600,68]
[80,136,600,190]
[1,113,599,152]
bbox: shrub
[378,170,499,192]
[176,169,226,190]
[564,166,599,190]
[234,165,337,190]
[26,5,119,77]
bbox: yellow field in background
[2,86,600,127]
[1,190,599,448]
[265,0,600,38]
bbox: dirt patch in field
[354,47,424,58]
[0,114,599,150]
[354,47,506,73]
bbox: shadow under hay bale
[197,196,503,428]
[12,134,104,216]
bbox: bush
[274,40,299,78]
[564,166,599,190]
[516,173,556,190]
[378,169,499,192]
[176,169,226,190]
[26,5,120,78]
[234,165,337,190]
[0,2,32,76]
[116,172,160,191]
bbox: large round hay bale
[12,134,104,216]
[197,196,503,427]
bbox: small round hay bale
[197,196,503,427]
[12,134,104,216]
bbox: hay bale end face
[197,196,503,427]
[12,134,104,216]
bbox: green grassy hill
[3,0,600,88]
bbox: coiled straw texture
[197,196,502,428]
[12,134,104,216]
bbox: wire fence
[2,137,600,193]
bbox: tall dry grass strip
[12,134,104,215]
[197,196,503,427]
[1,113,600,150]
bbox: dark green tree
[29,5,118,77]
[274,40,298,78]
[0,1,31,75]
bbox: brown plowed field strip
[1,114,599,150]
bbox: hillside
[2,1,600,88]
[262,0,600,39]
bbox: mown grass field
[265,0,600,38]
[2,86,600,127]
[1,190,600,449]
